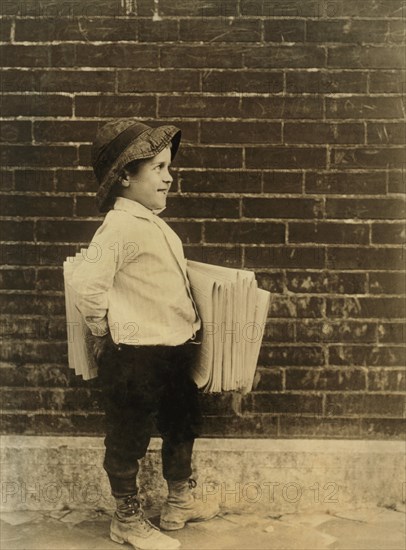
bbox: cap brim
[96,125,181,213]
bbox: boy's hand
[91,332,114,363]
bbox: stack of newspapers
[63,253,270,393]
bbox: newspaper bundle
[63,253,270,393]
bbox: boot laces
[118,494,159,533]
[188,478,197,489]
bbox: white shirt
[71,197,201,346]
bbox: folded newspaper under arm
[63,254,270,392]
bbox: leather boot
[111,493,181,550]
[160,478,219,531]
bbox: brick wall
[1,0,405,439]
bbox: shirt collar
[113,197,166,220]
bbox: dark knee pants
[97,340,202,497]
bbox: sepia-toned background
[0,0,405,440]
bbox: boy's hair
[103,158,145,212]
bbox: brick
[1,294,65,315]
[323,1,404,18]
[328,46,404,69]
[0,268,36,290]
[15,17,137,41]
[0,196,73,217]
[297,321,376,343]
[286,71,368,93]
[259,345,324,366]
[246,147,326,169]
[368,369,406,392]
[14,170,55,191]
[204,221,285,244]
[262,320,295,342]
[201,122,281,144]
[280,417,361,438]
[244,45,326,68]
[1,145,77,167]
[369,273,405,295]
[244,247,324,269]
[0,220,34,241]
[36,267,64,291]
[164,197,240,219]
[179,18,261,42]
[359,418,405,439]
[0,94,72,117]
[263,172,302,193]
[73,44,158,68]
[289,222,369,244]
[367,123,405,145]
[372,223,406,244]
[330,345,406,367]
[75,196,100,217]
[388,20,406,44]
[0,363,80,388]
[161,45,243,68]
[254,368,283,391]
[179,170,261,194]
[326,198,405,219]
[0,171,13,191]
[184,245,241,267]
[242,97,323,119]
[34,121,99,143]
[376,322,405,344]
[287,271,367,294]
[158,96,240,118]
[264,19,305,42]
[164,222,201,244]
[325,394,405,417]
[327,248,403,270]
[199,393,235,415]
[1,0,123,16]
[327,297,405,319]
[269,296,324,318]
[0,70,115,93]
[388,171,405,193]
[0,317,65,341]
[137,19,178,42]
[0,121,31,143]
[243,197,323,219]
[240,0,325,17]
[286,368,366,391]
[307,20,388,43]
[305,172,386,195]
[36,220,100,243]
[284,123,364,144]
[75,95,156,118]
[326,97,404,119]
[0,45,49,67]
[0,19,11,41]
[175,146,242,169]
[243,393,323,414]
[255,272,284,293]
[369,70,406,93]
[156,0,238,16]
[0,412,104,436]
[118,70,200,93]
[202,70,284,94]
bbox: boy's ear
[120,169,130,188]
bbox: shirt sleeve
[71,215,125,337]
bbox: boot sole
[160,511,218,531]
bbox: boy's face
[121,146,173,211]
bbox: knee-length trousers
[97,340,202,497]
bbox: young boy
[71,119,218,550]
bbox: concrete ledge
[1,436,405,514]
